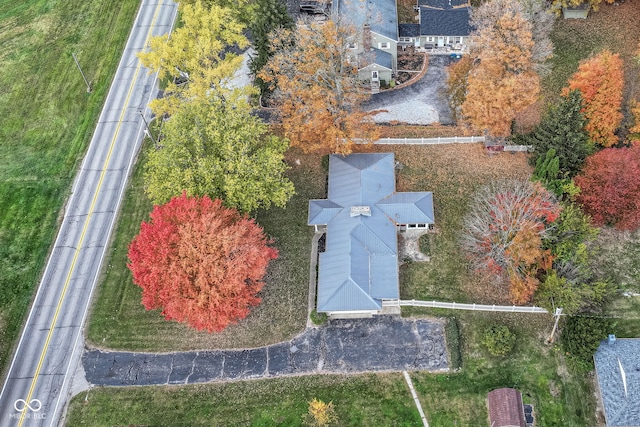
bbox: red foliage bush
[128,193,278,332]
[575,147,640,230]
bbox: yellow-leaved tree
[138,1,250,117]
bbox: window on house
[378,42,389,49]
[453,37,462,44]
[426,36,434,42]
[400,37,413,42]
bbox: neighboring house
[308,153,434,318]
[594,336,640,427]
[334,0,399,86]
[487,388,528,427]
[399,0,472,50]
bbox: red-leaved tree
[463,181,561,304]
[575,147,640,230]
[563,50,624,147]
[127,193,278,332]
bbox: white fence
[399,299,548,314]
[373,136,484,145]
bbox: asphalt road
[0,1,178,425]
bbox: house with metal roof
[333,0,399,90]
[594,336,640,427]
[308,153,434,318]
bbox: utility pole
[72,52,92,93]
[139,111,159,149]
[546,307,563,344]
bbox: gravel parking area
[83,316,448,386]
[365,55,454,125]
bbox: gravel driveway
[364,55,454,125]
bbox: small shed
[562,3,590,19]
[487,388,527,427]
[594,336,640,427]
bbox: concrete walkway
[83,316,448,386]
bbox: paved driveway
[83,316,448,386]
[364,55,454,125]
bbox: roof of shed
[487,388,526,427]
[309,153,434,313]
[594,338,640,427]
[420,7,472,36]
[334,0,398,41]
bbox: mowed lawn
[0,0,139,371]
[86,146,324,350]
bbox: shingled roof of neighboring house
[399,24,421,38]
[419,0,470,9]
[420,7,472,36]
[594,338,640,427]
[334,0,398,41]
[308,153,434,313]
[487,388,526,427]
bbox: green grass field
[0,0,139,372]
[86,147,323,350]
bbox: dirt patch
[399,230,431,262]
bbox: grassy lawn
[353,144,532,304]
[86,147,324,350]
[66,373,422,426]
[0,0,139,372]
[543,2,640,106]
[410,311,596,426]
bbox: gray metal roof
[594,338,640,427]
[334,0,398,41]
[309,199,343,224]
[420,8,472,36]
[309,153,434,313]
[377,192,435,224]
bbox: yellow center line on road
[17,1,164,425]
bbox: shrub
[303,398,337,427]
[482,325,516,356]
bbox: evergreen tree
[249,0,293,93]
[532,149,566,197]
[514,90,591,177]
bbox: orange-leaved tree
[259,19,378,155]
[462,180,561,303]
[563,50,624,147]
[127,193,278,332]
[575,147,640,230]
[461,4,540,137]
